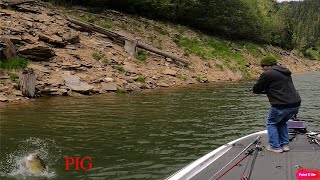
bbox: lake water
[0,72,319,180]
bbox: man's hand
[246,87,253,92]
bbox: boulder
[125,83,140,91]
[157,82,170,87]
[0,95,9,102]
[27,63,49,72]
[21,33,37,44]
[38,34,66,47]
[104,77,114,82]
[100,82,117,91]
[162,69,177,76]
[7,26,25,35]
[15,3,41,14]
[62,74,94,94]
[34,13,55,23]
[18,44,55,61]
[2,35,22,44]
[123,62,138,74]
[0,37,16,59]
[0,9,13,16]
[62,33,80,44]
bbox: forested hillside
[289,0,320,59]
[48,0,320,60]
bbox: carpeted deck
[191,133,320,180]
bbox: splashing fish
[24,153,46,176]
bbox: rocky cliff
[1,0,319,103]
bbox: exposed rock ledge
[0,1,320,103]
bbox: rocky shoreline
[1,0,320,103]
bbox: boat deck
[192,132,320,180]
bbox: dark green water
[0,72,319,180]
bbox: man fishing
[252,56,301,153]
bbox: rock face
[18,45,55,61]
[0,0,319,103]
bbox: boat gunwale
[166,130,268,180]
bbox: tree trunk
[67,17,189,65]
[19,69,36,97]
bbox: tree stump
[19,69,36,97]
[124,39,137,57]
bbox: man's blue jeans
[267,106,299,149]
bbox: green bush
[73,13,98,23]
[215,64,224,70]
[305,48,320,60]
[0,57,29,70]
[9,73,18,81]
[116,89,126,93]
[85,15,98,23]
[148,35,157,42]
[154,25,169,35]
[236,41,263,58]
[136,51,147,61]
[174,34,251,77]
[115,66,125,72]
[100,21,113,29]
[176,74,187,81]
[136,75,145,83]
[133,26,141,32]
[101,59,110,64]
[91,52,105,60]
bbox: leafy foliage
[136,51,147,61]
[49,0,320,54]
[9,73,18,81]
[115,66,125,72]
[290,0,320,51]
[0,57,29,70]
[135,75,145,83]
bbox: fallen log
[66,17,189,65]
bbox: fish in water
[25,153,46,176]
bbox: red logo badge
[65,157,93,171]
[296,169,320,180]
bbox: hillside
[0,0,320,103]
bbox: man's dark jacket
[253,65,301,108]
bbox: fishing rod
[215,148,255,180]
[210,135,261,180]
[241,141,262,180]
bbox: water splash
[0,137,60,179]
